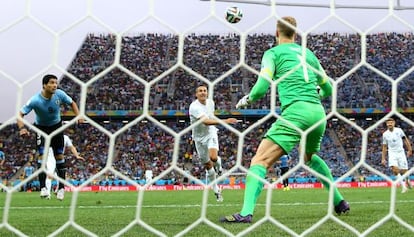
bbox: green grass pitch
[0,187,413,236]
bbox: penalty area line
[4,199,414,210]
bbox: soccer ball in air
[225,6,243,24]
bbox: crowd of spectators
[333,116,414,178]
[3,114,412,187]
[2,31,414,187]
[59,32,414,112]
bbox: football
[225,6,243,24]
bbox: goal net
[1,0,414,236]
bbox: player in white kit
[45,135,84,200]
[381,118,412,193]
[189,85,239,201]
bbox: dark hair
[42,74,57,85]
[195,84,208,92]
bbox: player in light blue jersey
[277,154,291,191]
[23,161,35,191]
[17,74,83,199]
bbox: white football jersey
[63,135,73,149]
[189,99,218,142]
[382,127,406,152]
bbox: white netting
[1,0,414,236]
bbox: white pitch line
[5,199,414,210]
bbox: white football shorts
[195,133,219,164]
[388,151,408,169]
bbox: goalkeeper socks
[307,154,344,206]
[56,163,67,190]
[240,165,266,216]
[207,167,219,193]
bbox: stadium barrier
[61,181,410,192]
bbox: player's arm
[236,51,275,109]
[315,63,332,99]
[70,101,84,124]
[199,115,238,126]
[317,77,332,99]
[403,136,412,157]
[249,50,276,102]
[17,111,30,136]
[68,144,85,161]
[61,90,83,124]
[0,157,5,168]
[381,143,387,166]
[17,111,25,130]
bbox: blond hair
[277,16,297,38]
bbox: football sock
[307,154,343,206]
[37,162,46,188]
[397,174,406,187]
[45,178,51,194]
[56,163,66,190]
[207,167,219,193]
[240,165,266,216]
[281,169,289,187]
[215,156,223,173]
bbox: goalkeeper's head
[276,16,297,41]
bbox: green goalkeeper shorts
[265,101,326,154]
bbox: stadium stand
[2,32,414,188]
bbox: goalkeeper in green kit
[220,16,349,223]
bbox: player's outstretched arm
[67,143,85,161]
[318,78,332,99]
[71,101,84,124]
[200,116,239,126]
[17,112,30,137]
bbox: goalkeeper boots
[220,213,252,223]
[335,200,350,215]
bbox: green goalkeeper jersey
[249,43,330,111]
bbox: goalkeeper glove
[236,95,250,109]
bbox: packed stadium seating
[59,32,414,111]
[2,32,414,188]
